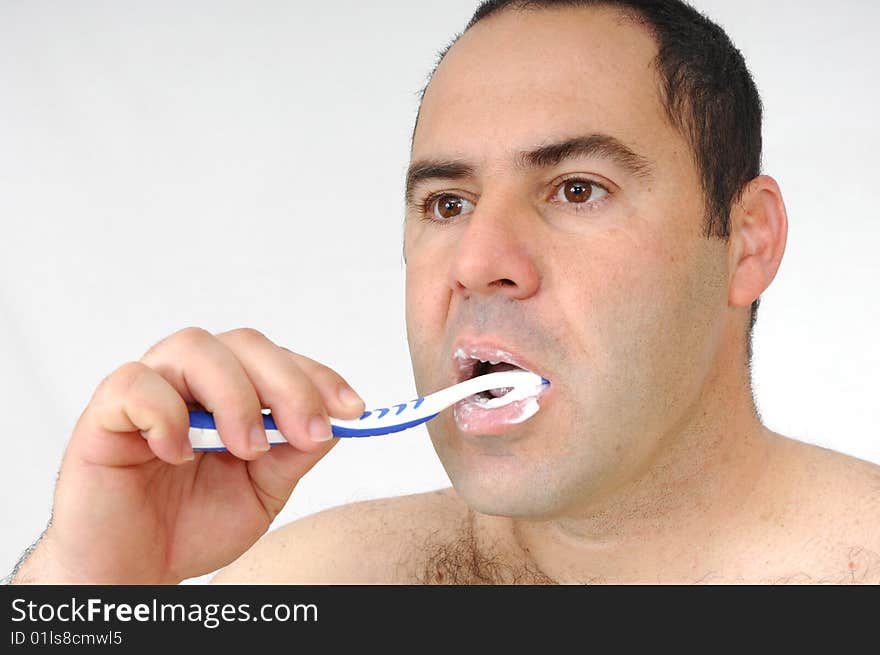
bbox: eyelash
[417,175,613,226]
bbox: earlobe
[727,175,789,309]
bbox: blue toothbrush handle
[187,409,439,449]
[189,410,280,432]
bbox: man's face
[404,7,731,519]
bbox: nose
[447,192,541,300]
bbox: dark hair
[412,0,764,358]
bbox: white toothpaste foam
[453,395,543,432]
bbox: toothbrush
[187,370,550,451]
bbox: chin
[442,457,567,520]
[428,413,590,520]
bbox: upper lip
[450,337,546,384]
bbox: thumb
[245,439,339,518]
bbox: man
[12,0,880,585]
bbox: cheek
[596,227,726,391]
[405,257,446,332]
[553,226,674,329]
[563,222,718,375]
[405,257,451,382]
[405,222,442,305]
[404,271,427,353]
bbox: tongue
[484,362,522,397]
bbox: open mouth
[453,345,543,404]
[466,360,523,401]
[451,347,548,435]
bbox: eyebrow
[405,133,654,206]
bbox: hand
[13,327,365,584]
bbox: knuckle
[217,327,274,354]
[224,327,269,347]
[235,326,266,341]
[143,326,211,362]
[173,326,213,347]
[91,362,157,412]
[107,361,152,395]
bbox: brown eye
[563,180,593,203]
[435,195,464,219]
[553,178,609,211]
[424,194,475,222]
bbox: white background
[1,0,878,582]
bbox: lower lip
[452,391,547,436]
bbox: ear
[727,175,789,309]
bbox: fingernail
[250,423,271,451]
[338,386,364,408]
[308,414,333,442]
[180,447,195,462]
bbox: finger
[74,361,192,466]
[215,328,345,453]
[140,326,268,460]
[247,438,340,518]
[280,348,366,421]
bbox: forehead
[413,6,678,165]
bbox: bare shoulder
[775,434,880,522]
[211,487,468,583]
[759,434,880,583]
